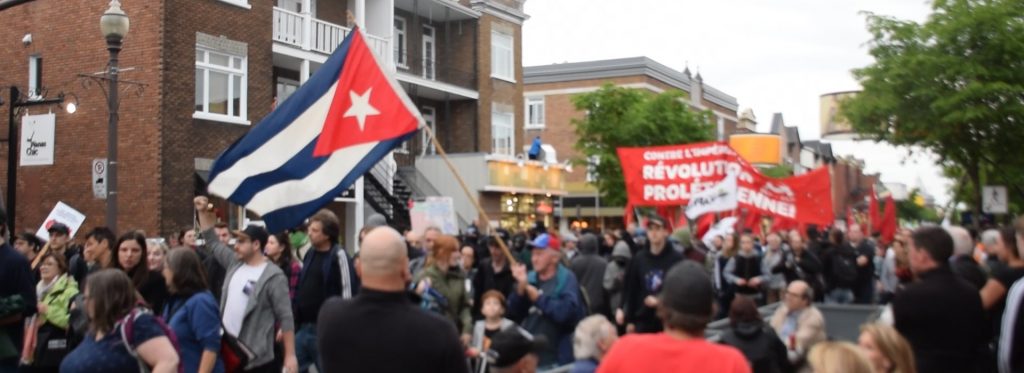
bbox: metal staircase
[364,156,413,232]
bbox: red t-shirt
[596,333,751,373]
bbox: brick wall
[0,0,165,237]
[475,15,523,155]
[316,0,348,27]
[160,0,274,236]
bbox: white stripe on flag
[208,82,341,198]
[245,141,380,214]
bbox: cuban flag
[207,28,422,233]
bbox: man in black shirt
[620,215,682,333]
[847,224,877,304]
[317,226,467,373]
[892,226,987,373]
[472,234,515,320]
[296,209,358,373]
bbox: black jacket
[951,255,987,290]
[471,257,515,320]
[317,288,468,373]
[569,234,609,316]
[622,243,682,333]
[822,243,858,290]
[893,266,988,373]
[720,321,793,373]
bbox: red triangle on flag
[314,29,419,157]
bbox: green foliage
[840,0,1024,218]
[572,85,715,206]
[759,164,794,179]
[895,189,942,224]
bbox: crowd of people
[1,195,1023,373]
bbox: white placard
[93,158,108,199]
[983,186,1008,214]
[20,113,55,166]
[35,202,87,241]
[410,197,458,236]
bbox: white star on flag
[344,88,380,131]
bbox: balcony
[273,7,389,60]
[395,54,478,100]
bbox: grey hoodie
[201,230,295,370]
[570,234,609,315]
[602,240,632,312]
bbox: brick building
[523,57,740,230]
[0,0,537,247]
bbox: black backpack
[830,250,858,286]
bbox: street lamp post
[100,0,129,232]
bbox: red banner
[617,142,834,226]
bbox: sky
[521,0,952,206]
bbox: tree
[759,164,794,179]
[840,0,1024,228]
[573,85,715,206]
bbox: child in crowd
[469,290,516,373]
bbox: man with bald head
[317,227,468,373]
[769,280,827,364]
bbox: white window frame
[525,96,544,129]
[490,31,514,82]
[275,77,299,107]
[491,109,514,157]
[419,106,436,155]
[217,0,252,10]
[194,47,250,125]
[28,55,41,100]
[394,16,408,69]
[422,25,436,80]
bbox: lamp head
[100,0,130,42]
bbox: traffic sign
[93,158,107,199]
[982,185,1008,214]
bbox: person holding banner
[619,216,683,334]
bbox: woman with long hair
[162,248,223,373]
[413,235,472,344]
[21,253,78,372]
[60,269,179,372]
[265,232,301,301]
[115,232,169,313]
[858,323,916,373]
[807,341,874,373]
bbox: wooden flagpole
[421,125,518,265]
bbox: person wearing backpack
[507,233,586,369]
[161,248,224,373]
[822,229,858,304]
[60,269,179,373]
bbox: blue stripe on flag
[208,31,355,181]
[258,131,417,232]
[227,138,326,205]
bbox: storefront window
[499,193,553,231]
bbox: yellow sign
[729,134,782,165]
[487,159,566,194]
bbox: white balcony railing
[273,7,390,62]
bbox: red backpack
[118,305,183,373]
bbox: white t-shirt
[223,261,269,337]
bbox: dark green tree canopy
[572,84,715,206]
[840,0,1024,220]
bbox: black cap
[486,327,547,368]
[47,222,71,236]
[647,214,668,229]
[233,225,269,247]
[659,261,714,317]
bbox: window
[394,17,407,68]
[491,109,514,157]
[419,106,436,155]
[28,55,41,99]
[491,31,513,81]
[275,78,299,107]
[586,155,600,183]
[422,25,436,80]
[525,97,544,128]
[195,47,248,124]
[218,0,251,10]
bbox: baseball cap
[486,326,548,368]
[660,261,714,317]
[647,215,668,229]
[528,233,557,251]
[47,222,71,236]
[233,225,269,247]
